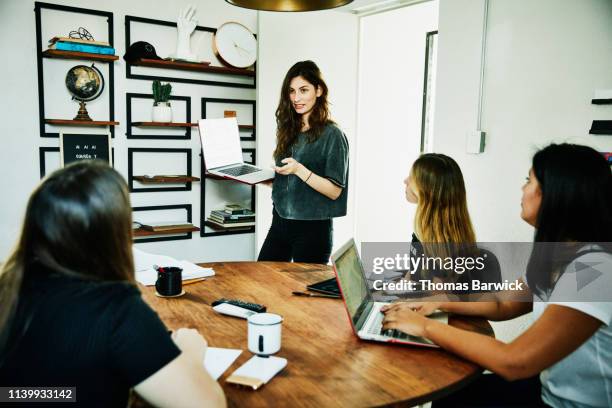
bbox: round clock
[213,22,257,69]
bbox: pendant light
[225,0,354,12]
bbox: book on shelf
[223,204,253,215]
[209,215,255,224]
[210,210,255,220]
[49,36,111,47]
[138,221,195,232]
[206,218,255,229]
[49,42,116,55]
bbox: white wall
[0,0,258,262]
[255,10,359,256]
[355,1,438,243]
[434,0,612,341]
[434,0,612,242]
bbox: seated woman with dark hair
[0,161,225,408]
[382,144,612,407]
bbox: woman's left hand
[275,157,306,176]
[381,302,429,338]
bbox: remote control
[213,302,258,319]
[211,298,267,313]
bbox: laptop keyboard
[218,165,261,177]
[366,312,409,340]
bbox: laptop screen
[198,118,243,170]
[332,240,369,320]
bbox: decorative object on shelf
[168,5,200,63]
[152,80,173,122]
[225,0,353,12]
[68,26,94,41]
[65,64,104,121]
[59,132,112,166]
[224,110,237,118]
[213,22,257,69]
[123,41,162,63]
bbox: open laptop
[331,239,448,348]
[198,118,275,185]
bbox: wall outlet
[467,130,486,154]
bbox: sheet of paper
[133,247,215,286]
[199,118,243,169]
[204,347,242,380]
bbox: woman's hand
[274,158,309,179]
[383,301,443,316]
[172,328,208,358]
[381,303,430,338]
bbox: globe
[65,65,104,102]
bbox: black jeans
[257,209,333,264]
[433,373,549,407]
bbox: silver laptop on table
[198,118,275,185]
[331,239,447,348]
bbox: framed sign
[60,133,112,166]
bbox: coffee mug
[155,266,183,297]
[247,313,283,355]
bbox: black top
[0,268,180,408]
[272,123,349,220]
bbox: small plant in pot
[152,80,172,122]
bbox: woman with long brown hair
[0,161,225,408]
[258,60,349,263]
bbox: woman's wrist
[296,164,311,181]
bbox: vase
[152,102,172,123]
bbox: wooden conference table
[141,262,494,407]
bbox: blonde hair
[410,154,476,268]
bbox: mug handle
[258,335,264,353]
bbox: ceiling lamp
[225,0,354,12]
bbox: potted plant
[152,80,172,122]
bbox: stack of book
[48,36,116,55]
[206,204,255,229]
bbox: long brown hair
[411,153,476,245]
[0,161,135,339]
[273,60,333,160]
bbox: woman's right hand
[172,328,208,358]
[382,302,443,316]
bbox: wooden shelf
[133,226,200,237]
[131,58,255,78]
[134,175,200,184]
[45,119,119,126]
[239,125,255,130]
[204,173,230,181]
[131,121,198,128]
[592,99,612,105]
[204,221,254,232]
[42,49,119,62]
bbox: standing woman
[258,60,349,264]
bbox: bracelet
[304,170,313,182]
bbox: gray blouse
[272,123,349,220]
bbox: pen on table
[183,277,207,286]
[291,291,340,299]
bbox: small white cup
[247,313,283,355]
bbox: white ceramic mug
[247,313,283,355]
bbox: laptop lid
[331,239,373,329]
[198,118,243,170]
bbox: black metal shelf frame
[132,204,195,243]
[35,2,116,138]
[125,15,256,89]
[201,97,256,141]
[200,149,256,237]
[126,93,192,139]
[128,148,193,193]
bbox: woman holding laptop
[382,143,612,407]
[0,161,225,408]
[258,60,349,264]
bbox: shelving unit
[131,122,197,128]
[133,226,200,237]
[134,175,200,184]
[42,49,119,62]
[45,119,119,126]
